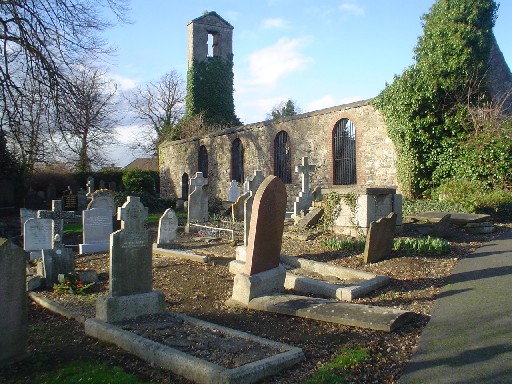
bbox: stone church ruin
[159,11,512,204]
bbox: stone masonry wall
[159,99,398,206]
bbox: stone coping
[229,256,390,301]
[408,212,492,224]
[85,314,304,384]
[247,294,414,332]
[29,292,304,383]
[152,244,209,263]
[321,185,397,195]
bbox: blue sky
[104,0,512,166]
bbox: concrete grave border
[85,312,304,384]
[230,255,390,301]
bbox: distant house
[124,158,158,171]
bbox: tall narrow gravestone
[96,196,164,323]
[79,208,113,254]
[230,176,288,305]
[156,208,178,248]
[0,238,28,367]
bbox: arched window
[231,138,244,183]
[181,173,189,200]
[332,118,356,185]
[273,131,291,184]
[198,145,208,177]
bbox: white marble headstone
[79,208,113,254]
[156,208,179,247]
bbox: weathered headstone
[39,247,75,288]
[293,156,317,216]
[187,172,208,224]
[96,196,164,322]
[363,212,397,264]
[230,176,288,305]
[156,208,179,248]
[0,238,28,367]
[231,192,250,222]
[77,188,87,211]
[79,208,113,254]
[46,183,56,201]
[24,218,53,260]
[37,200,76,242]
[227,180,240,202]
[19,208,36,234]
[245,176,288,275]
[110,196,150,296]
[86,176,95,197]
[243,170,265,246]
[87,189,116,217]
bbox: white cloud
[305,95,362,112]
[338,2,365,16]
[261,18,289,29]
[246,37,313,86]
[109,73,138,91]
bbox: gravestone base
[235,245,247,262]
[96,291,165,323]
[229,265,285,306]
[79,242,109,254]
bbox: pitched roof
[189,11,233,29]
[124,157,158,171]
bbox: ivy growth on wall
[373,0,498,198]
[185,55,240,128]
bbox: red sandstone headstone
[245,176,287,276]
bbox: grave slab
[247,294,414,332]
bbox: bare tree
[57,66,119,171]
[2,71,54,176]
[125,70,185,155]
[0,0,128,167]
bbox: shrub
[122,169,156,193]
[114,191,175,213]
[435,178,512,220]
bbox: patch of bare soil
[3,219,511,384]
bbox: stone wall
[159,99,398,205]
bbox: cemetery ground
[2,217,510,384]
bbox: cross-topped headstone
[293,156,317,216]
[110,196,150,296]
[95,195,164,322]
[37,200,77,244]
[187,172,208,224]
[189,172,208,193]
[86,176,94,197]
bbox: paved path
[399,228,512,384]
